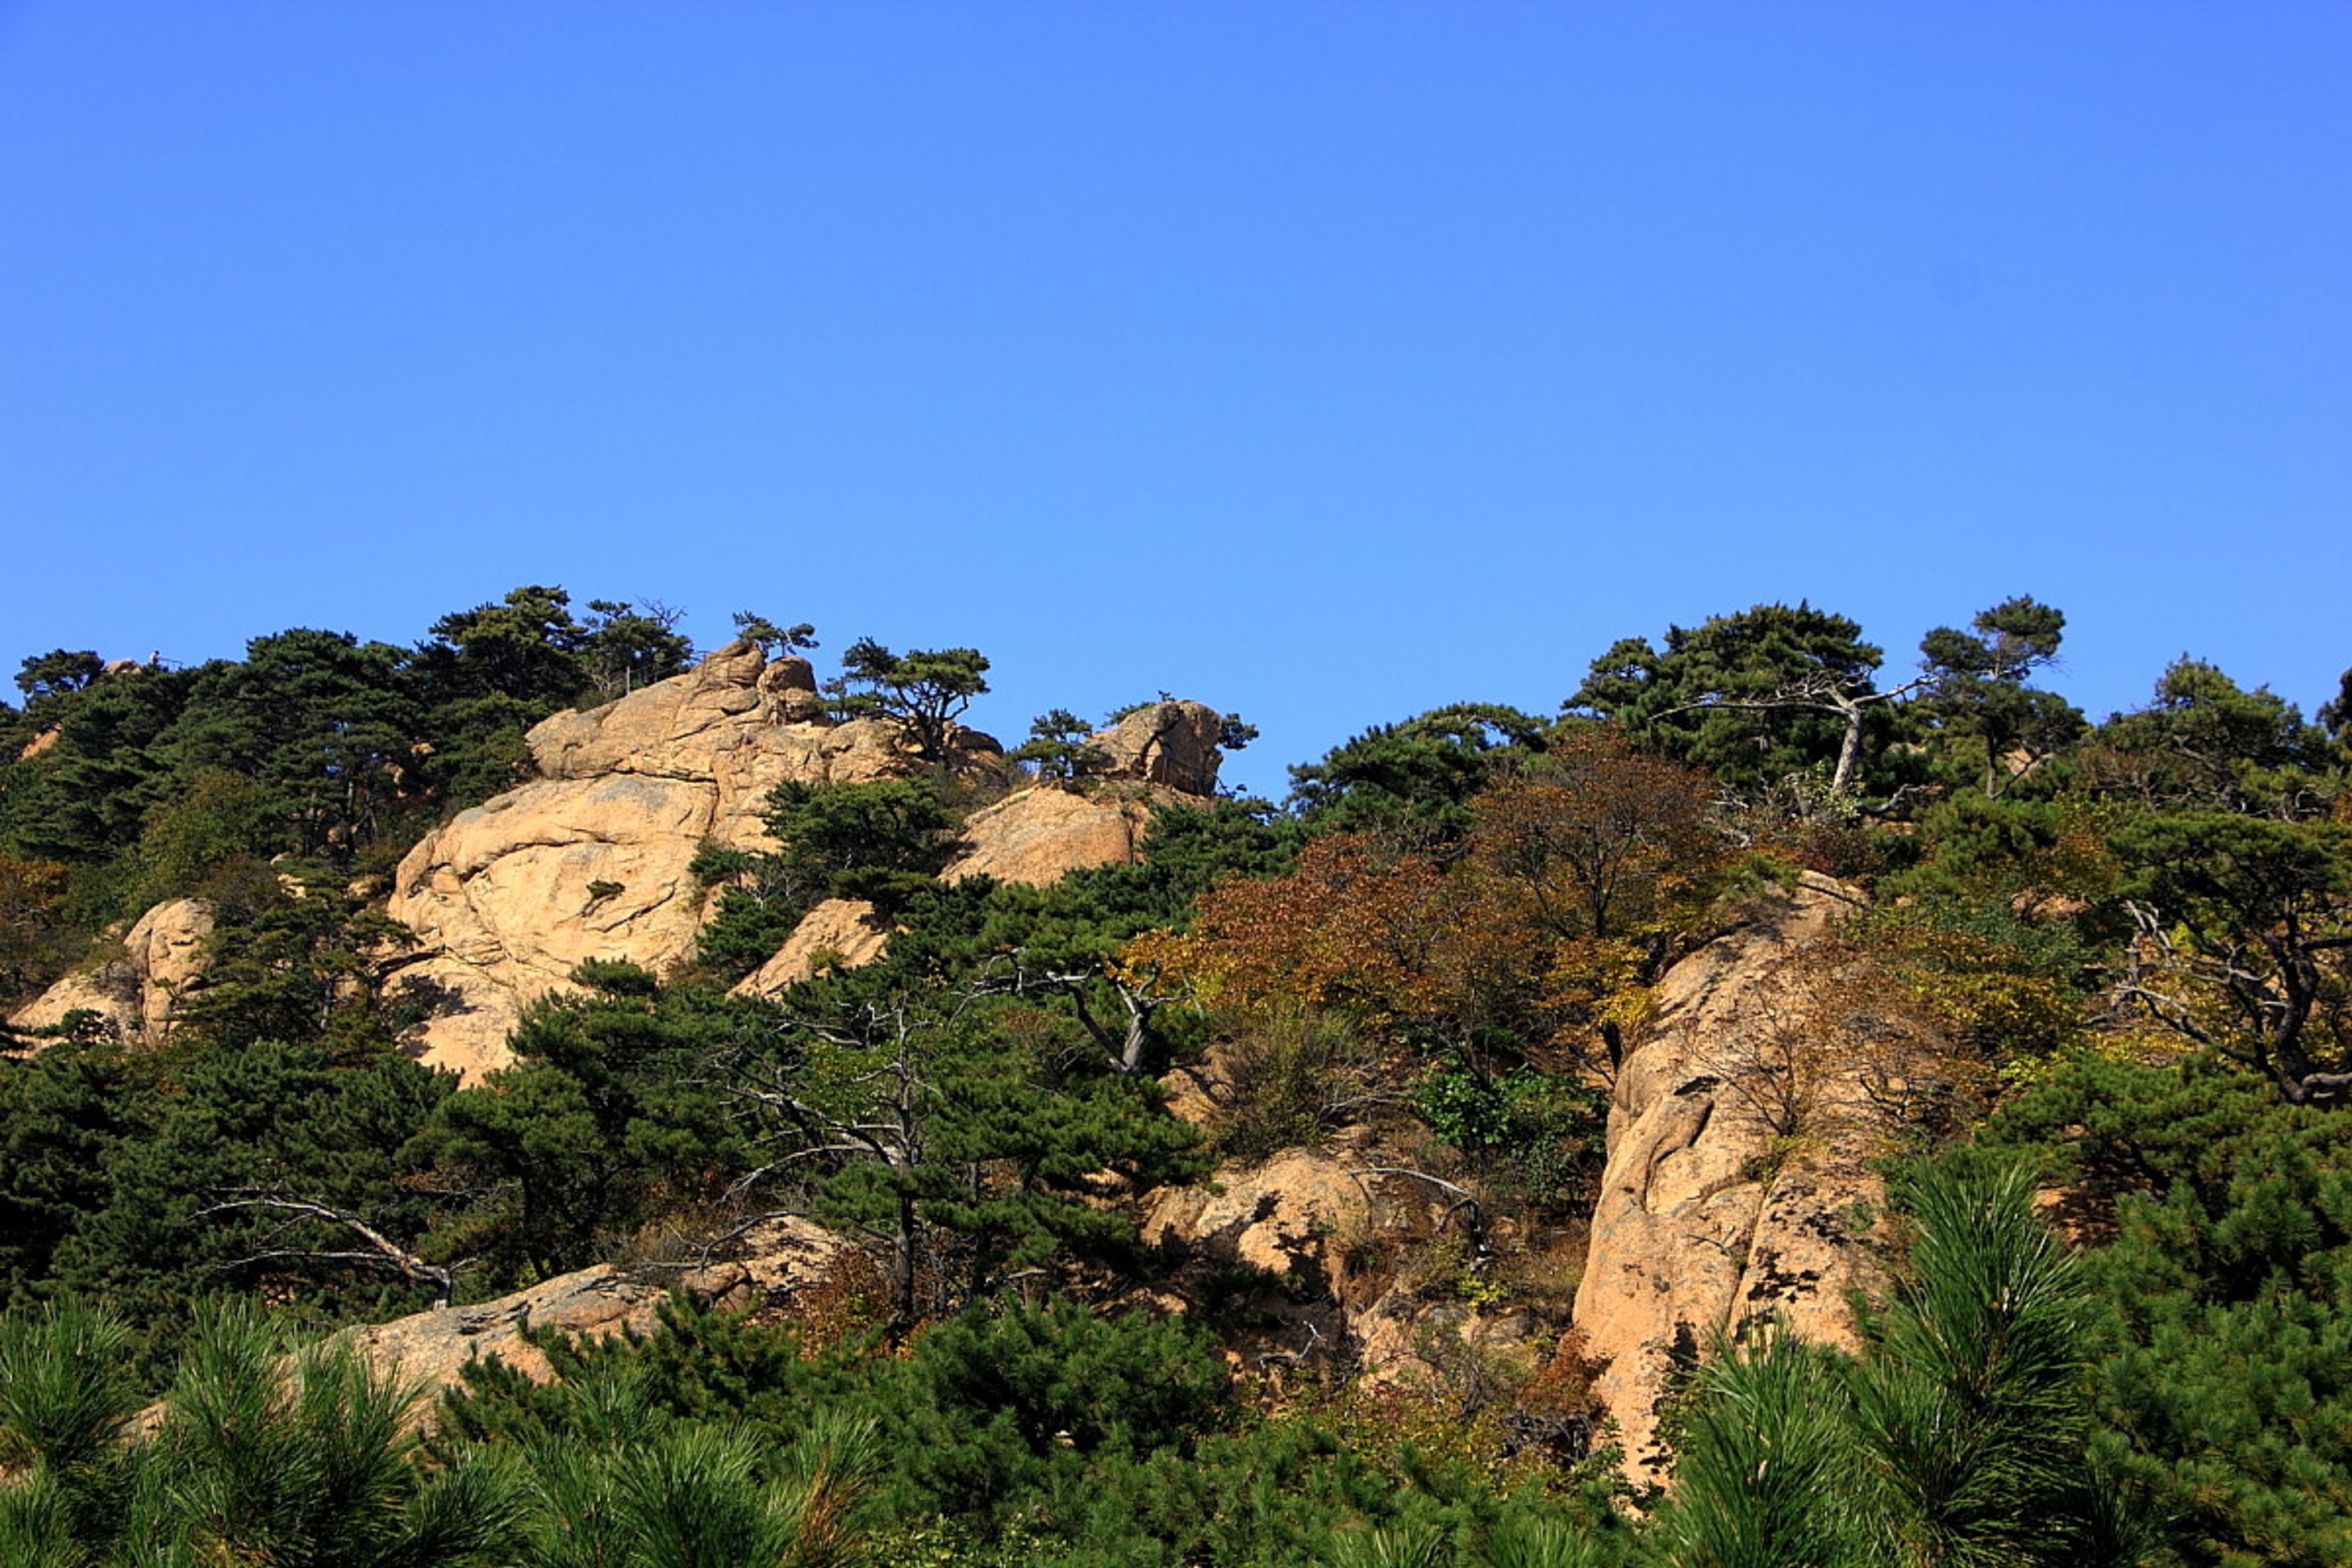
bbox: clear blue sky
[4,3,2347,795]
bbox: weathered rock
[523,644,957,853]
[731,898,890,997]
[1145,1149,1368,1281]
[525,644,941,818]
[383,773,724,1077]
[1571,872,1929,1479]
[758,653,831,723]
[1092,701,1229,795]
[1141,1147,1567,1400]
[377,659,1234,1077]
[1157,1039,1243,1130]
[379,954,529,1086]
[941,785,1161,887]
[341,1216,856,1407]
[382,644,1003,1080]
[9,897,214,1044]
[1137,1149,1366,1378]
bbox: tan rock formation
[1144,1149,1369,1280]
[731,898,891,997]
[341,1216,855,1406]
[383,644,1001,1080]
[524,647,925,811]
[1157,1039,1242,1129]
[378,659,1237,1075]
[1141,1146,1568,1400]
[1142,1149,1373,1378]
[1571,871,1929,1479]
[1093,700,1229,795]
[941,785,1160,887]
[9,897,215,1044]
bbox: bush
[1207,1011,1388,1163]
[1412,1063,1608,1218]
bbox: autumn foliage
[1135,728,1730,1072]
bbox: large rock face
[384,645,990,1080]
[942,785,1159,887]
[523,648,910,800]
[9,897,215,1044]
[380,650,1236,1077]
[1571,872,1934,1480]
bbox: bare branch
[1349,1167,1490,1254]
[194,1194,458,1308]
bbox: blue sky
[3,3,2347,795]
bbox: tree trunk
[1831,702,1864,796]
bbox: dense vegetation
[3,588,2349,1564]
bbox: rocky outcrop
[1094,701,1229,795]
[383,644,1000,1080]
[937,695,1236,889]
[8,897,214,1044]
[731,898,891,998]
[378,652,1242,1074]
[1572,872,1933,1479]
[524,649,916,801]
[1141,1148,1372,1376]
[342,1216,856,1406]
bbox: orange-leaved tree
[1453,727,1730,1069]
[1128,833,1453,1029]
[1133,728,1730,1077]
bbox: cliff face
[1572,871,1935,1479]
